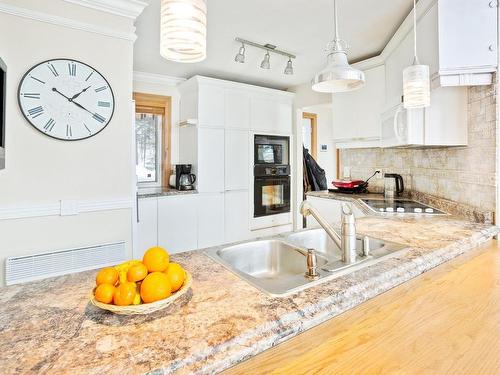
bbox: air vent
[5,242,127,286]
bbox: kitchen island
[0,215,497,374]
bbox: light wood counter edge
[223,239,500,375]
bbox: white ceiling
[133,0,414,90]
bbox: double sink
[206,228,408,296]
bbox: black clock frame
[17,58,116,142]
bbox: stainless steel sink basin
[205,231,408,297]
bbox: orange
[96,267,119,286]
[140,272,171,303]
[164,263,186,292]
[142,247,169,272]
[113,282,136,306]
[94,283,115,304]
[127,263,148,282]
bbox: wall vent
[5,242,127,286]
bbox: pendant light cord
[413,0,419,64]
[334,0,339,40]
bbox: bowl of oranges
[90,247,191,315]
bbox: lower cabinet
[306,196,365,228]
[197,192,225,248]
[137,197,158,258]
[225,190,251,243]
[158,195,198,254]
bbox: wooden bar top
[224,240,500,375]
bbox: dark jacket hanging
[303,146,327,191]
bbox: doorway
[302,112,317,160]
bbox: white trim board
[64,0,148,19]
[0,198,133,221]
[133,71,186,87]
[0,1,137,41]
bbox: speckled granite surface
[137,187,198,199]
[0,216,497,375]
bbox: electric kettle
[384,173,404,198]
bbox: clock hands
[52,86,94,116]
[71,86,91,100]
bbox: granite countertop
[137,187,198,199]
[0,216,498,374]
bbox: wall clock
[18,58,115,141]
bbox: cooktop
[360,198,446,215]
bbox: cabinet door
[250,96,292,134]
[197,128,225,193]
[158,195,198,254]
[225,89,250,129]
[332,91,358,141]
[438,0,497,71]
[225,190,251,243]
[137,197,158,258]
[197,193,225,248]
[225,129,249,191]
[198,84,225,127]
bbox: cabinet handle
[489,1,498,8]
[489,44,496,52]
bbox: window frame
[133,92,172,189]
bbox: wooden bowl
[90,271,192,315]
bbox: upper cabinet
[250,95,293,135]
[332,65,386,148]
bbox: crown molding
[0,1,137,41]
[133,71,186,86]
[64,0,148,20]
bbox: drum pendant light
[403,0,430,108]
[160,0,207,63]
[312,0,365,93]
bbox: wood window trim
[302,112,318,160]
[133,92,172,185]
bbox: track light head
[284,58,294,75]
[234,43,246,63]
[260,52,271,69]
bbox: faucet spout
[300,201,342,249]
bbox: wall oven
[253,134,291,218]
[254,165,290,217]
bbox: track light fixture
[234,37,296,75]
[235,43,246,63]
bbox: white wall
[0,0,138,286]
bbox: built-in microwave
[0,57,6,170]
[254,134,289,165]
[380,104,425,148]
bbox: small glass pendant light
[403,0,430,108]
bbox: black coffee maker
[175,164,196,191]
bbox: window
[133,93,171,187]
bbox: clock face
[18,59,115,141]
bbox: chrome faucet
[300,201,358,264]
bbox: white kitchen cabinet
[198,84,225,127]
[225,129,249,191]
[332,65,386,147]
[305,197,365,228]
[197,193,225,248]
[250,95,293,134]
[224,190,251,243]
[197,127,225,193]
[136,197,158,257]
[225,89,250,129]
[158,195,198,254]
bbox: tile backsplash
[341,83,497,214]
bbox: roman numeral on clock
[30,76,45,84]
[68,62,77,77]
[48,63,59,77]
[28,106,44,118]
[83,123,92,135]
[43,118,55,132]
[66,124,73,138]
[95,86,107,93]
[93,113,106,123]
[23,93,40,99]
[98,101,110,107]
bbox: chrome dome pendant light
[403,0,430,108]
[312,0,365,93]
